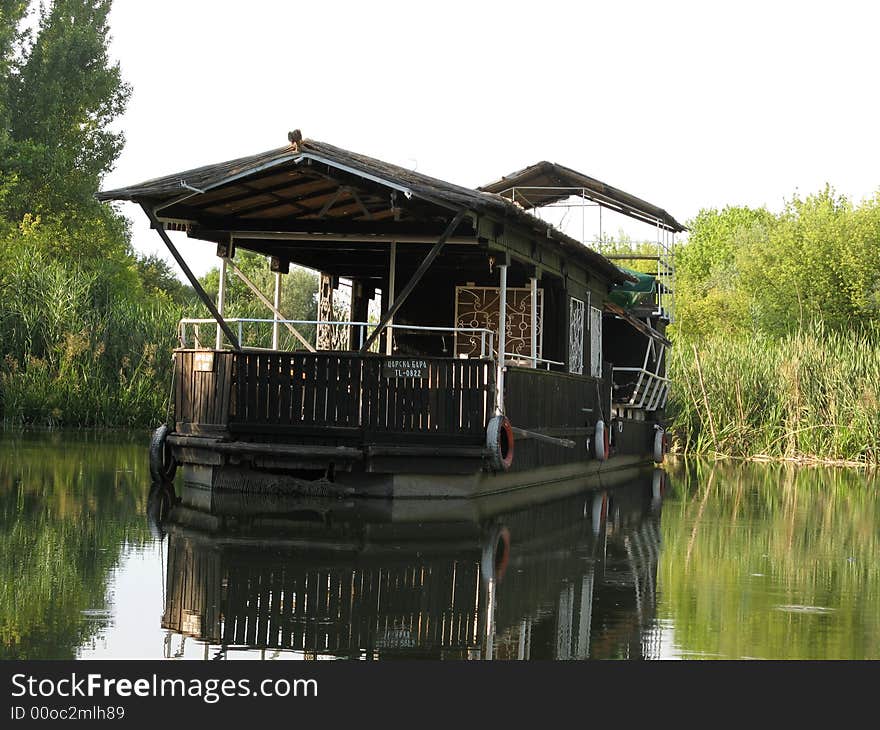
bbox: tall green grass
[668,329,880,463]
[0,253,181,427]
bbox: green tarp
[609,265,656,309]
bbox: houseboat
[98,132,684,498]
[149,469,667,660]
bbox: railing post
[272,271,281,350]
[215,257,228,350]
[496,264,508,415]
[385,241,397,356]
[529,275,538,369]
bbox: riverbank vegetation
[665,190,880,464]
[670,328,880,463]
[0,2,314,427]
[0,0,185,426]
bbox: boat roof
[98,135,682,283]
[479,160,686,233]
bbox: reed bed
[0,255,182,427]
[668,329,880,464]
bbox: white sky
[103,0,880,278]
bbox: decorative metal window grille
[569,297,585,374]
[454,287,543,360]
[590,306,602,378]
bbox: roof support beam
[141,203,241,350]
[359,209,468,354]
[186,215,470,237]
[215,183,341,218]
[316,187,345,218]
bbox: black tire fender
[149,424,177,483]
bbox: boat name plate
[193,351,215,372]
[383,359,428,379]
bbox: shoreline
[670,450,878,469]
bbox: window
[454,286,543,361]
[569,297,585,374]
[590,306,602,377]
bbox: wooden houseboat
[149,468,667,660]
[98,132,684,498]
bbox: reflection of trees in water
[0,432,150,659]
[660,460,880,659]
[160,474,665,660]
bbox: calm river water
[1,430,878,660]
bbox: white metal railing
[500,186,676,323]
[612,366,670,411]
[502,352,565,371]
[178,318,496,359]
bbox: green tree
[134,253,195,306]
[672,205,775,340]
[0,1,188,427]
[3,0,130,221]
[0,1,28,208]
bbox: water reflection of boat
[149,468,667,660]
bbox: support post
[496,263,508,415]
[140,204,240,350]
[384,241,397,356]
[349,280,369,351]
[272,271,282,350]
[360,209,467,354]
[317,273,335,350]
[529,275,538,369]
[215,256,227,350]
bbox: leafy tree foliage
[3,0,130,221]
[0,1,183,426]
[134,253,196,306]
[672,189,880,340]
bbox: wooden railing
[174,350,235,435]
[173,350,494,443]
[505,365,611,430]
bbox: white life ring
[653,427,667,463]
[594,419,610,461]
[652,468,666,501]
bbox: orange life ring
[486,415,515,471]
[481,525,512,582]
[494,527,511,581]
[591,491,608,533]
